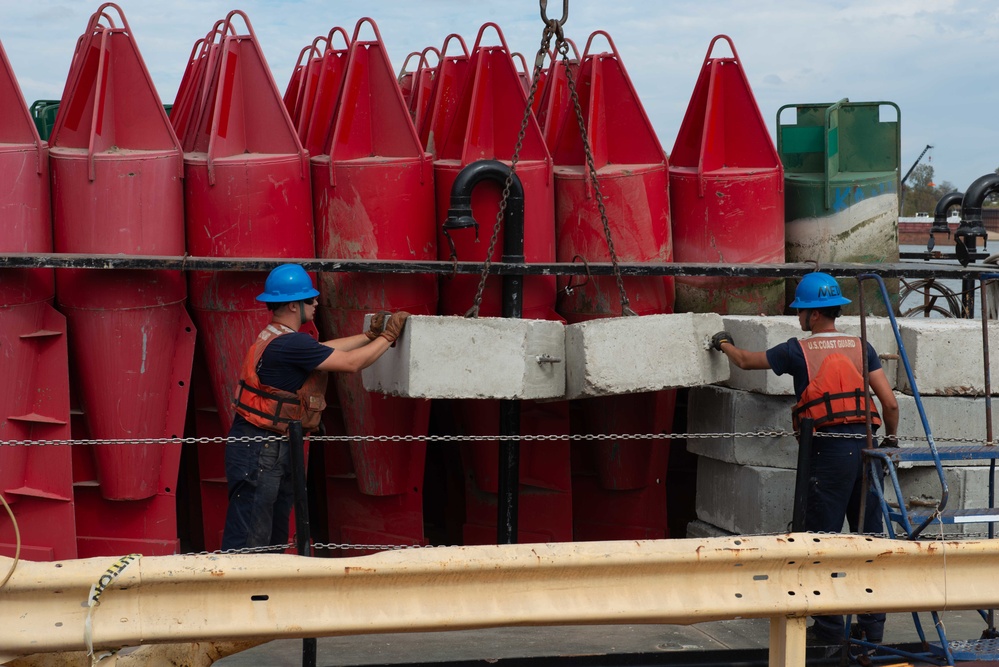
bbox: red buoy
[311,17,437,548]
[670,36,784,314]
[549,31,674,540]
[49,4,195,556]
[182,10,314,551]
[0,37,75,561]
[433,23,570,544]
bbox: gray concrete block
[719,315,898,395]
[718,316,799,395]
[882,466,999,536]
[694,458,795,535]
[896,394,991,465]
[897,319,999,396]
[684,519,734,539]
[686,386,798,468]
[362,315,565,400]
[564,312,728,399]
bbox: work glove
[380,311,411,345]
[710,331,734,351]
[365,311,392,340]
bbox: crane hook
[540,0,569,27]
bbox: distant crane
[899,144,933,213]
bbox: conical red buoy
[432,23,570,545]
[49,4,195,556]
[549,31,674,540]
[181,10,315,552]
[300,27,350,157]
[0,37,75,561]
[670,35,784,314]
[419,33,470,155]
[311,17,436,548]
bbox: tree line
[900,164,999,216]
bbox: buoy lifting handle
[92,3,128,32]
[582,30,620,60]
[222,10,254,39]
[86,7,118,33]
[472,22,511,53]
[350,17,385,46]
[327,26,350,51]
[399,51,421,79]
[702,35,739,68]
[440,33,470,59]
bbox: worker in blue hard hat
[710,272,898,657]
[222,263,409,552]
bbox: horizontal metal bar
[2,533,998,659]
[0,252,993,279]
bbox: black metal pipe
[3,253,996,279]
[288,421,317,667]
[792,419,815,532]
[931,191,963,236]
[444,159,525,545]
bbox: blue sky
[3,0,998,194]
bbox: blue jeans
[221,418,294,551]
[808,430,886,643]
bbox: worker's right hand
[380,311,411,345]
[711,331,734,351]
[365,311,392,340]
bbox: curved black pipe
[957,173,999,243]
[444,159,526,318]
[443,159,526,546]
[932,191,963,235]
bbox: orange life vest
[232,323,328,434]
[791,333,881,431]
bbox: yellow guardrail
[3,533,998,666]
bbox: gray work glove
[711,331,734,351]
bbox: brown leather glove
[365,311,392,340]
[380,311,411,345]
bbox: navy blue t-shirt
[766,334,882,400]
[256,332,333,392]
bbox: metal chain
[181,528,987,557]
[558,38,635,316]
[8,430,994,447]
[465,18,556,317]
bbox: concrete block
[362,315,565,400]
[896,394,991,465]
[686,386,798,468]
[564,312,728,399]
[896,319,999,396]
[694,458,795,535]
[719,315,898,395]
[684,519,734,539]
[883,466,998,536]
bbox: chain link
[558,39,635,316]
[6,430,993,447]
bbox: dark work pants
[221,419,294,552]
[807,432,887,644]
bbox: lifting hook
[540,0,569,27]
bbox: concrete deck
[216,611,991,666]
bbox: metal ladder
[857,273,999,665]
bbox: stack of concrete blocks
[687,316,999,539]
[890,319,999,538]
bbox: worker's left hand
[381,311,411,345]
[365,311,392,340]
[710,331,734,351]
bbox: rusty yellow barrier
[3,534,998,666]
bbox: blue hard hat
[789,272,851,309]
[256,264,320,303]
